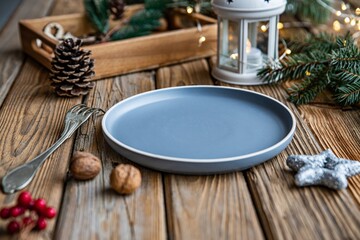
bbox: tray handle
[19,20,58,70]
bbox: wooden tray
[19,6,217,80]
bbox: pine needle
[258,33,360,106]
[110,8,163,40]
[334,82,360,106]
[84,0,110,34]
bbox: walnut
[69,151,101,180]
[110,164,141,194]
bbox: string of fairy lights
[187,0,359,50]
[260,0,360,35]
[318,0,360,32]
[277,0,359,58]
[185,3,207,46]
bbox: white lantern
[211,0,286,85]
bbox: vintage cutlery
[1,104,104,194]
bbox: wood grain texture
[0,61,81,240]
[217,82,360,239]
[297,105,360,204]
[284,0,360,204]
[207,11,360,236]
[0,0,55,107]
[0,0,82,239]
[156,59,214,87]
[156,59,265,240]
[51,1,165,239]
[19,10,217,80]
[1,0,359,239]
[55,73,167,240]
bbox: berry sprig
[0,191,57,234]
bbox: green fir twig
[84,0,110,34]
[110,2,165,41]
[258,33,360,106]
[334,81,360,106]
[84,0,214,41]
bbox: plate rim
[102,85,296,163]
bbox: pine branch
[330,44,360,70]
[334,82,360,106]
[84,0,213,41]
[144,0,168,10]
[258,33,360,106]
[332,68,360,84]
[109,0,174,41]
[287,70,329,104]
[129,8,163,24]
[84,0,110,34]
[125,0,145,3]
[258,51,329,83]
[110,9,162,40]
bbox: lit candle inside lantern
[246,49,262,72]
[229,39,263,72]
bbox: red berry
[10,206,25,217]
[0,207,11,219]
[28,199,35,210]
[44,207,57,219]
[22,216,34,226]
[17,191,32,207]
[34,198,47,214]
[19,206,26,215]
[7,220,20,234]
[36,217,47,230]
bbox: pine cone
[50,38,95,97]
[109,0,125,20]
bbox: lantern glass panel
[219,18,239,72]
[255,20,270,57]
[244,20,269,73]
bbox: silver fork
[1,104,104,194]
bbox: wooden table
[0,0,359,239]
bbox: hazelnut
[69,151,101,180]
[110,164,141,194]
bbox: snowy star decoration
[286,149,360,190]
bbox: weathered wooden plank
[216,81,360,239]
[0,0,55,107]
[0,0,84,239]
[19,4,216,81]
[281,1,360,209]
[0,61,81,240]
[55,72,167,240]
[156,59,215,88]
[156,59,265,239]
[296,105,360,203]
[207,7,360,236]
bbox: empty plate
[102,86,296,174]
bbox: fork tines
[69,104,104,116]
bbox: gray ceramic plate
[102,86,296,174]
